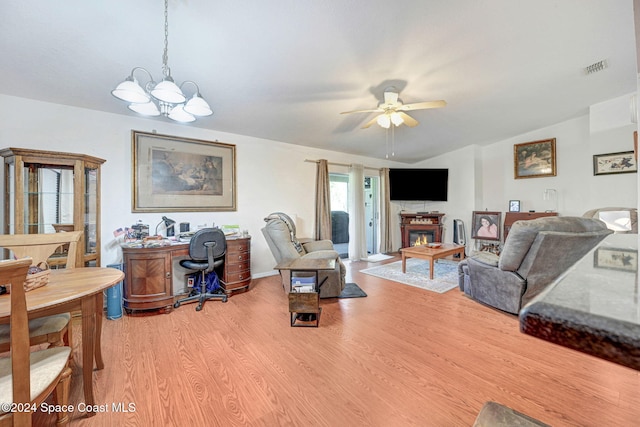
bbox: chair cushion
[0,313,70,344]
[0,346,70,408]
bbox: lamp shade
[168,105,196,123]
[151,78,186,104]
[184,94,213,117]
[111,78,150,104]
[128,101,161,116]
[376,114,391,129]
[390,112,404,126]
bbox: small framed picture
[471,211,501,241]
[509,200,521,212]
[593,151,637,175]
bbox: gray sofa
[262,212,346,298]
[458,216,612,314]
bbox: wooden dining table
[0,267,124,417]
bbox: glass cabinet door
[2,148,105,267]
[84,166,99,266]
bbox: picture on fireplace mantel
[471,211,501,241]
[514,138,556,179]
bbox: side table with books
[275,257,336,327]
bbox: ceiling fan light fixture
[377,114,391,128]
[390,112,404,127]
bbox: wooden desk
[0,267,124,416]
[121,236,252,312]
[519,234,640,371]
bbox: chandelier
[111,0,212,123]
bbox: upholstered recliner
[262,213,346,298]
[582,207,637,233]
[458,217,612,314]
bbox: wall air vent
[584,59,608,75]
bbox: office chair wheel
[222,296,228,303]
[196,304,203,311]
[173,301,181,308]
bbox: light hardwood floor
[34,256,639,426]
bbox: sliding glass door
[329,173,379,257]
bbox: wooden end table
[275,257,336,327]
[400,244,465,280]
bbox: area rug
[364,253,394,263]
[360,259,459,293]
[338,282,367,298]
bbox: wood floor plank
[29,256,640,426]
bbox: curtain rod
[304,159,382,172]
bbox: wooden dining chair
[0,258,73,426]
[0,231,82,354]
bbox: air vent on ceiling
[584,59,608,75]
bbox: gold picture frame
[514,138,556,179]
[132,130,237,212]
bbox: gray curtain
[379,168,393,253]
[315,159,332,240]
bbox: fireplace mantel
[400,212,444,248]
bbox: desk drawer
[226,260,250,273]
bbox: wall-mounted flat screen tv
[389,168,448,201]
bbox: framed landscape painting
[132,130,237,212]
[514,138,556,179]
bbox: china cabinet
[1,147,105,267]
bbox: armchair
[458,217,612,314]
[262,213,346,298]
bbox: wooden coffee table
[400,243,465,279]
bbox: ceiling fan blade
[398,100,447,111]
[383,90,399,106]
[362,116,381,129]
[398,112,419,127]
[340,108,383,115]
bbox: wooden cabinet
[1,147,105,267]
[400,212,445,248]
[503,212,558,241]
[122,245,179,313]
[222,236,251,294]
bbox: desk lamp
[155,216,176,237]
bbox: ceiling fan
[341,87,446,129]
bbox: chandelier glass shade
[111,0,212,123]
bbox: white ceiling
[1,1,636,163]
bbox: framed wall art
[132,130,237,212]
[471,211,501,241]
[514,138,556,179]
[593,151,637,176]
[509,200,521,212]
[594,247,638,272]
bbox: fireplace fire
[411,231,434,246]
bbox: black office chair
[174,228,228,311]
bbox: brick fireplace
[400,212,444,248]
